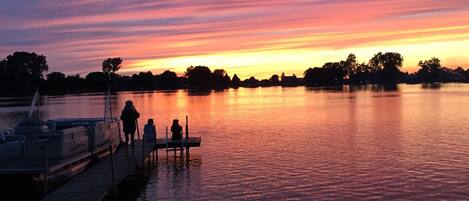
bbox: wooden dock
[43,137,201,201]
[156,137,201,148]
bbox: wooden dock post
[180,128,184,156]
[42,143,48,197]
[136,119,141,140]
[165,126,169,152]
[142,133,145,169]
[154,126,158,163]
[185,115,189,156]
[117,121,122,144]
[109,145,118,201]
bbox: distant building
[281,72,299,87]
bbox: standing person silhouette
[120,100,140,149]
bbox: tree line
[1,51,469,96]
[303,53,469,86]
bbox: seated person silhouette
[143,118,156,142]
[171,119,182,141]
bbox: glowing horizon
[1,0,469,79]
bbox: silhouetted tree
[213,69,229,89]
[223,74,231,87]
[453,67,466,82]
[259,79,271,87]
[0,52,48,94]
[231,74,241,88]
[322,62,346,84]
[369,52,403,83]
[130,71,155,90]
[304,67,334,86]
[213,69,226,76]
[242,76,260,87]
[156,70,181,89]
[416,57,443,83]
[185,66,212,89]
[336,53,359,83]
[464,69,469,82]
[46,72,67,93]
[45,74,86,93]
[64,74,85,92]
[343,53,357,77]
[102,57,122,76]
[47,72,66,82]
[349,63,373,84]
[269,74,281,86]
[85,72,107,91]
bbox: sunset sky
[1,0,469,79]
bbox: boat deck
[0,145,110,175]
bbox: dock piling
[136,120,141,140]
[165,126,169,152]
[185,115,189,156]
[117,121,122,144]
[154,127,158,163]
[142,134,145,169]
[42,143,48,197]
[109,145,118,201]
[180,130,184,156]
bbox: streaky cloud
[0,0,468,76]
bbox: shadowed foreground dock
[43,137,201,201]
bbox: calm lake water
[1,84,469,200]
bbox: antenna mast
[104,86,113,122]
[28,88,40,118]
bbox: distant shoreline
[2,52,468,97]
[0,82,461,99]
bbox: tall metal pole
[29,88,39,118]
[37,92,40,119]
[108,86,113,119]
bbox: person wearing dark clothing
[143,118,156,142]
[120,100,140,147]
[171,119,182,141]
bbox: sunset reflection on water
[1,84,469,200]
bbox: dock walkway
[43,137,201,201]
[43,140,154,201]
